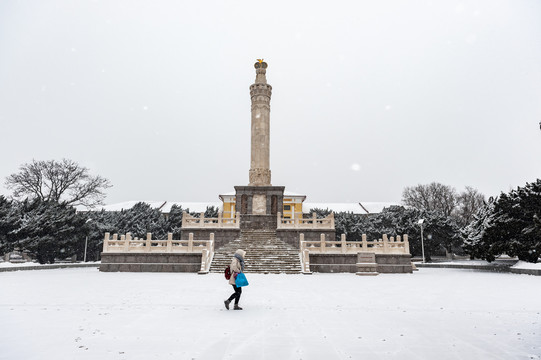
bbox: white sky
[1,0,540,205]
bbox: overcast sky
[1,0,540,206]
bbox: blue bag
[235,272,249,287]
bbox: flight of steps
[209,229,302,274]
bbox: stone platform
[308,253,413,274]
[100,253,202,272]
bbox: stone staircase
[209,229,302,274]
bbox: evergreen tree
[166,204,184,238]
[462,198,496,260]
[14,200,87,264]
[463,180,541,263]
[420,210,463,260]
[204,206,219,218]
[0,196,21,255]
[115,202,167,239]
[85,209,121,261]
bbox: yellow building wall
[222,201,235,219]
[283,198,304,219]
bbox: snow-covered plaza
[1,268,540,360]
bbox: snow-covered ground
[1,268,540,360]
[512,261,541,270]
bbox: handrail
[277,212,335,229]
[181,211,240,229]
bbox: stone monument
[235,60,285,230]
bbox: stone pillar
[249,60,272,186]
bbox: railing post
[103,232,110,252]
[199,212,205,226]
[235,212,240,227]
[209,233,215,252]
[188,233,194,252]
[299,233,305,251]
[167,233,173,252]
[404,234,410,254]
[320,233,325,252]
[182,211,187,228]
[383,234,389,253]
[277,212,281,229]
[303,249,310,273]
[330,212,335,229]
[361,234,367,251]
[206,233,214,251]
[200,249,208,272]
[295,217,299,229]
[145,233,152,252]
[124,233,131,252]
[312,212,317,229]
[341,233,346,253]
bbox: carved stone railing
[277,212,335,229]
[102,232,215,273]
[300,233,410,254]
[299,233,410,274]
[181,211,240,229]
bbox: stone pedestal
[235,185,284,230]
[356,252,379,276]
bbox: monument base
[235,185,285,230]
[240,215,277,230]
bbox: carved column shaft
[249,62,272,186]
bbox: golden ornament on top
[254,59,268,69]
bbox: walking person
[224,249,246,310]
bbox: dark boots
[224,300,243,310]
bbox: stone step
[209,232,301,274]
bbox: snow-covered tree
[0,196,21,255]
[166,204,184,238]
[85,209,122,261]
[464,180,541,263]
[114,202,167,240]
[462,197,496,260]
[14,200,87,264]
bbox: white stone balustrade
[300,233,410,255]
[102,232,215,257]
[181,211,240,229]
[277,212,335,230]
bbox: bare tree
[456,186,485,227]
[5,159,112,208]
[402,182,486,226]
[402,182,459,217]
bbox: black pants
[227,285,242,305]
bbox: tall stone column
[249,60,272,186]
